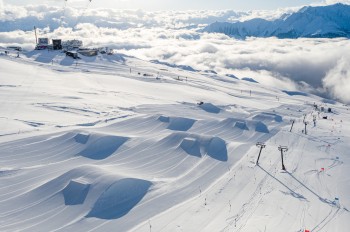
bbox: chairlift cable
[72,0,93,31]
[60,0,68,28]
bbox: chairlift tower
[256,142,266,165]
[278,146,288,171]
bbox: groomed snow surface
[0,50,349,232]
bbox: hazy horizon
[1,0,345,11]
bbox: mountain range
[204,3,350,39]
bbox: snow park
[0,0,350,232]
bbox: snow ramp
[87,178,152,219]
[179,135,228,161]
[78,133,129,160]
[199,103,221,114]
[167,117,196,131]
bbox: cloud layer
[323,54,350,102]
[0,4,350,103]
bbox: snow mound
[221,118,272,134]
[14,165,106,209]
[74,132,90,144]
[78,134,129,160]
[18,164,154,222]
[177,134,227,161]
[242,77,259,83]
[199,103,221,114]
[322,98,337,104]
[233,121,249,130]
[0,168,20,177]
[167,117,196,131]
[282,90,308,96]
[158,115,170,123]
[62,179,90,205]
[158,115,196,131]
[255,121,270,133]
[226,74,239,79]
[253,112,283,123]
[180,137,201,157]
[207,137,228,161]
[87,178,152,219]
[176,132,228,161]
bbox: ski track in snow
[0,49,349,232]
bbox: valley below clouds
[1,4,349,103]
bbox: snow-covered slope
[204,3,350,39]
[0,50,349,232]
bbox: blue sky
[3,0,324,10]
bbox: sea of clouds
[0,3,349,103]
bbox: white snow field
[0,50,349,232]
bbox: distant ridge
[204,4,350,39]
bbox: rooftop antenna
[255,142,266,165]
[278,146,288,171]
[34,26,38,44]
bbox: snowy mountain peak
[204,3,350,39]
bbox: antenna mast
[34,26,38,44]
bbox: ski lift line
[60,0,68,28]
[72,0,93,31]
